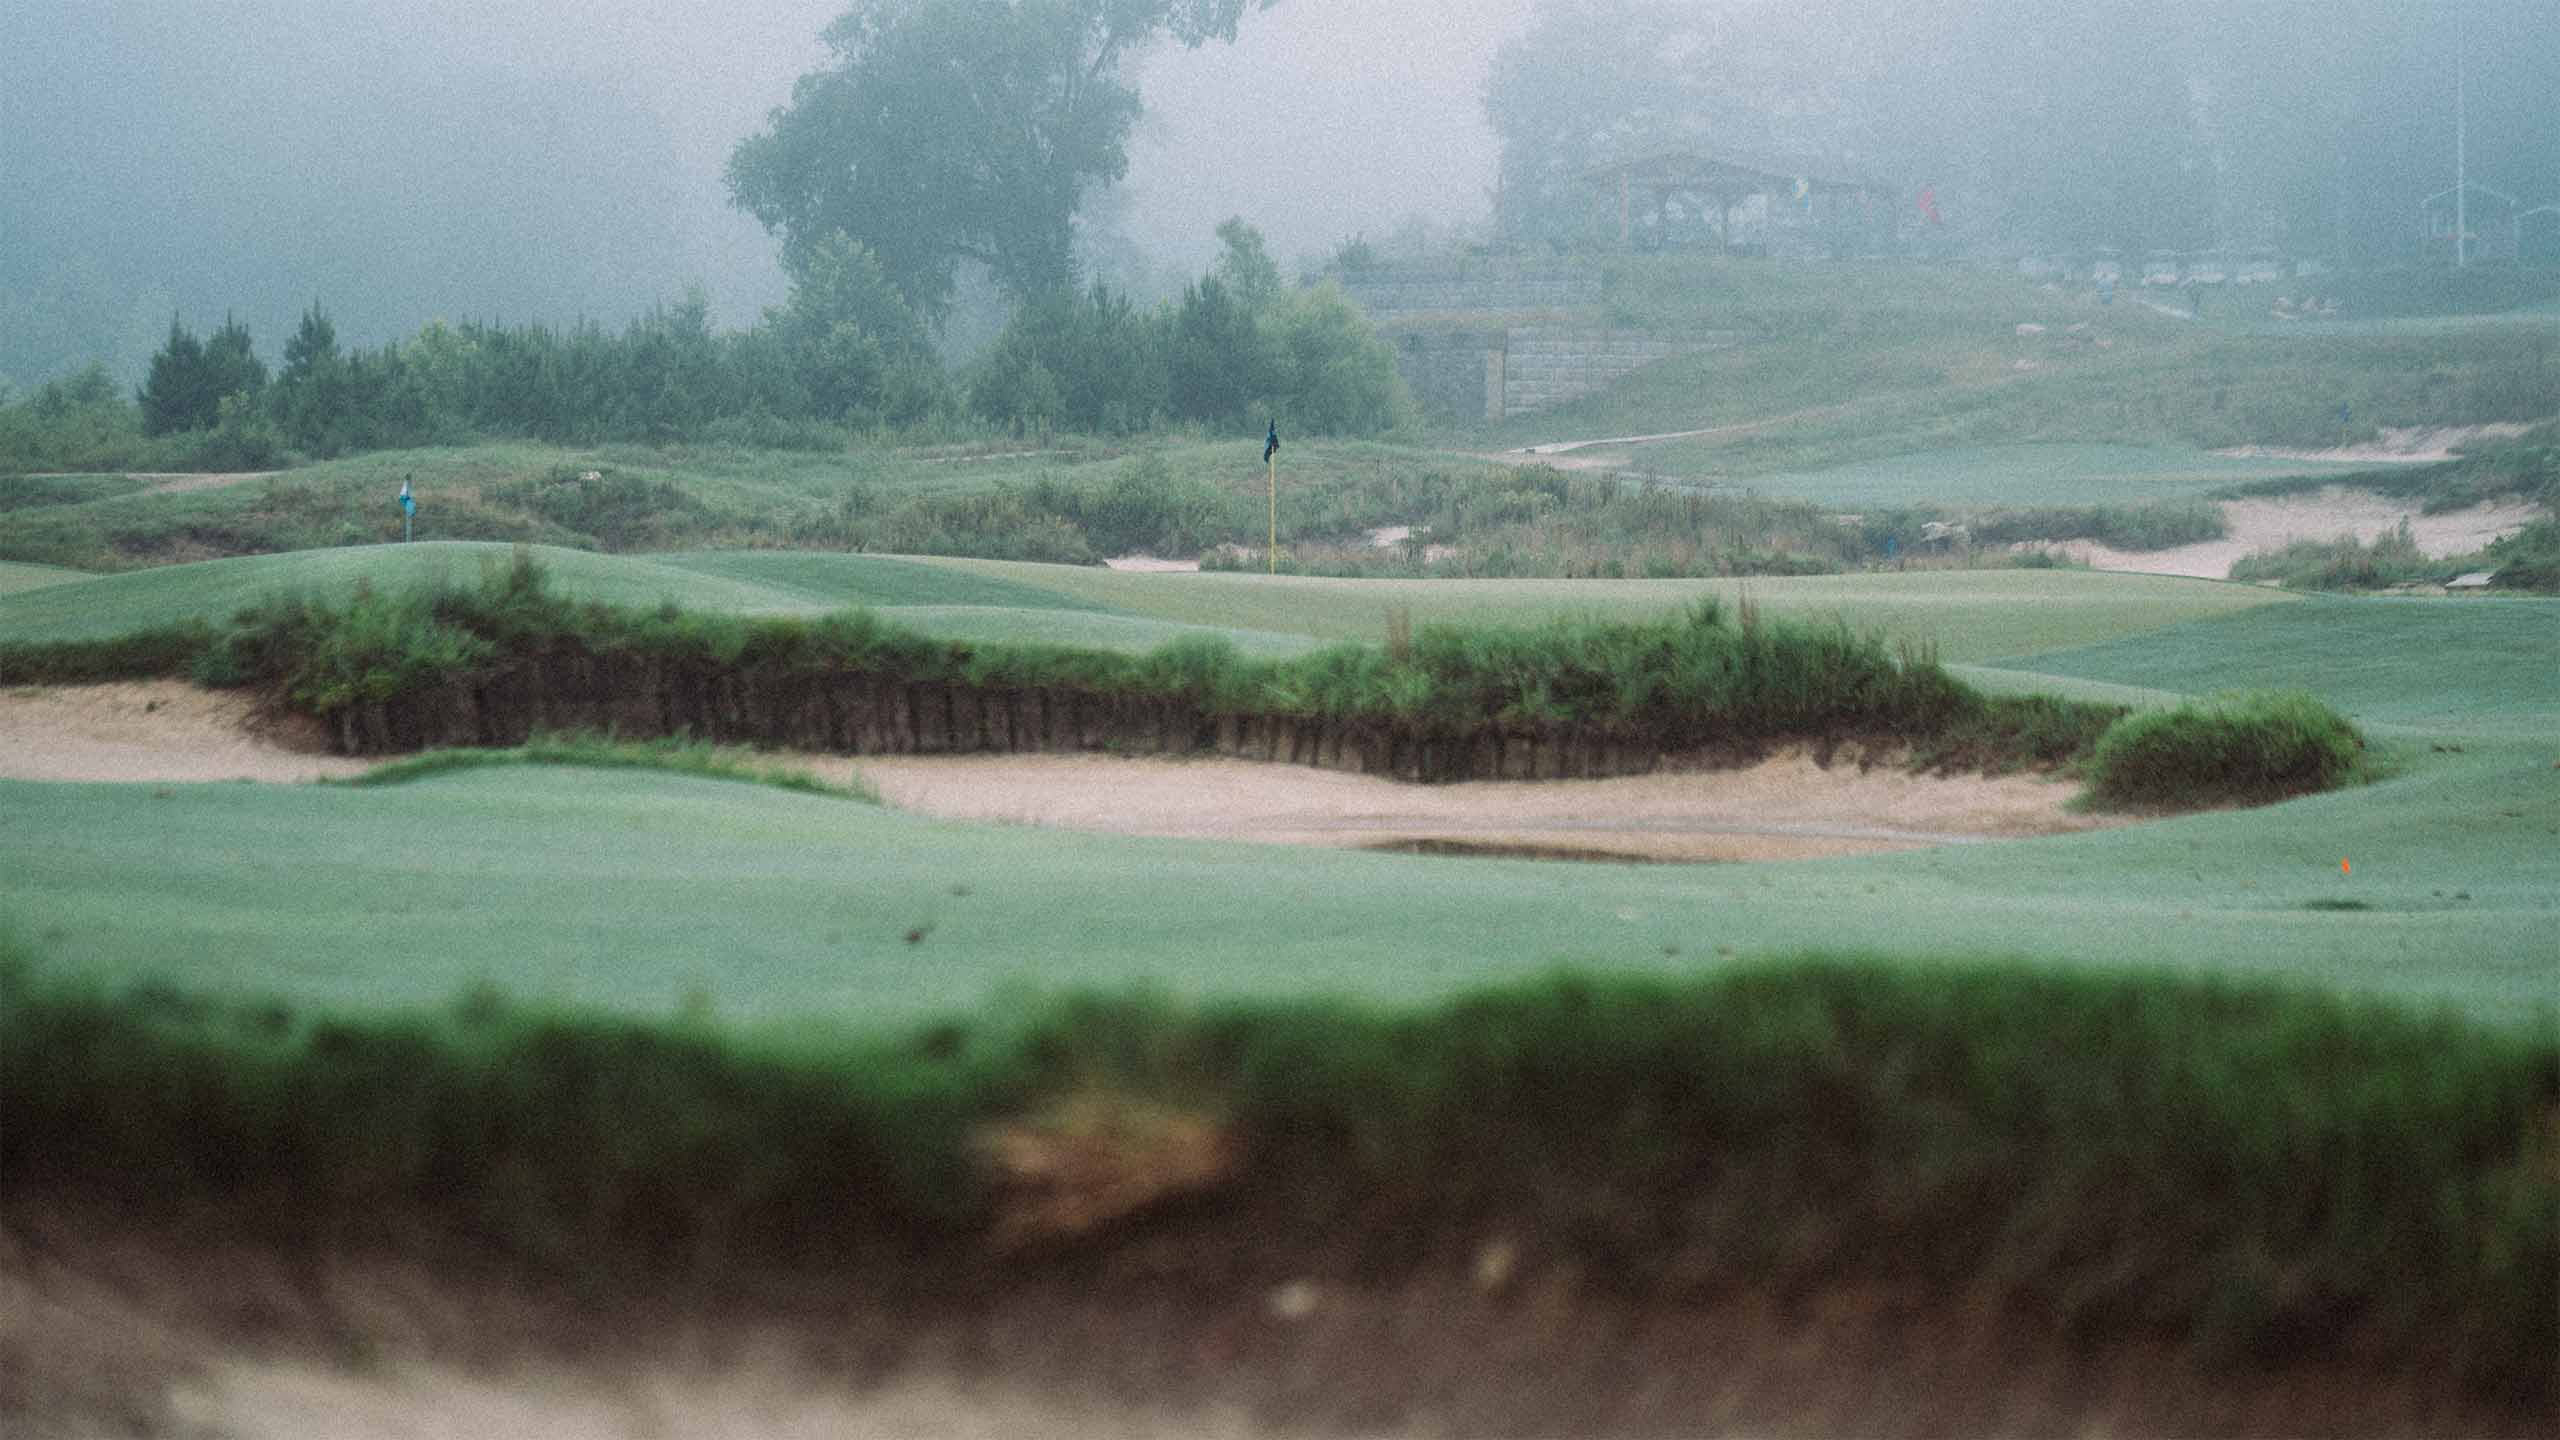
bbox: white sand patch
[2214,422,2531,466]
[0,681,367,783]
[1102,554,1203,572]
[173,1360,1275,1440]
[2040,489,2542,580]
[828,751,2117,864]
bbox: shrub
[2088,689,2363,806]
[2227,521,2433,589]
[2481,517,2560,592]
[1079,452,1231,557]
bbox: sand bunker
[0,681,367,784]
[830,752,2114,863]
[2045,488,2540,581]
[0,685,2107,861]
[2214,422,2531,466]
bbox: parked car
[2141,254,2182,286]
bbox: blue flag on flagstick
[1264,421,1279,464]
[399,478,415,517]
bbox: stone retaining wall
[1389,326,1735,423]
[1335,269,1596,317]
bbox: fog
[1,0,1535,387]
[3,0,2552,391]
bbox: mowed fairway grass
[1694,443,2370,509]
[3,727,2547,1026]
[0,541,2292,662]
[0,561,88,597]
[3,571,2548,1027]
[909,557,2293,662]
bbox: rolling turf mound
[1688,443,2372,509]
[908,558,2295,662]
[2000,594,2560,736]
[3,580,2546,1024]
[0,542,2296,662]
[0,544,1296,659]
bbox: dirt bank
[2044,488,2541,580]
[834,750,2116,863]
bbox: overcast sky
[10,0,2548,390]
[296,0,1543,297]
[1,0,1536,382]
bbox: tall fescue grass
[5,947,2548,1398]
[2088,690,2365,806]
[1959,500,2227,552]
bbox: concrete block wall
[1336,269,1596,317]
[1500,327,1724,418]
[1389,327,1734,423]
[1393,330,1507,423]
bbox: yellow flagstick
[1265,420,1279,575]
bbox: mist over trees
[1487,0,2558,262]
[0,4,736,397]
[726,0,1279,319]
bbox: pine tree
[137,317,211,435]
[203,314,267,405]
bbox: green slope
[913,560,2294,663]
[0,543,2292,666]
[1712,443,2369,508]
[0,561,87,596]
[4,746,2547,1028]
[868,605,1319,657]
[2000,595,2560,737]
[645,550,1113,612]
[3,571,2548,1027]
[0,543,832,642]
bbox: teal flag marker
[399,476,415,541]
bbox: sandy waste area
[2046,487,2540,580]
[0,682,2114,862]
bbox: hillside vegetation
[6,258,2548,584]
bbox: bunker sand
[835,751,2119,863]
[2054,488,2540,581]
[0,681,367,784]
[0,685,2112,861]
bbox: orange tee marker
[2341,858,2352,875]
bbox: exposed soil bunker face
[832,752,2119,863]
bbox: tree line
[0,219,1409,473]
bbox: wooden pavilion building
[1580,150,1903,257]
